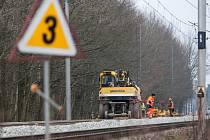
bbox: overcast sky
[133,0,210,85]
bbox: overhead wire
[141,0,193,39]
[184,0,210,18]
[184,0,198,9]
[156,0,199,41]
[157,0,192,27]
[188,21,210,33]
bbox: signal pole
[197,0,206,139]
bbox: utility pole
[139,23,142,84]
[139,23,142,119]
[171,41,174,97]
[136,22,141,86]
[64,0,72,121]
[197,0,206,139]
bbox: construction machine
[98,70,142,119]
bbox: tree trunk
[0,60,6,122]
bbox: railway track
[1,121,197,140]
[0,119,99,127]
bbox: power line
[184,0,197,9]
[157,0,192,27]
[188,21,210,33]
[141,0,192,38]
[184,0,210,18]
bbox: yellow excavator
[99,70,142,119]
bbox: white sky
[133,0,210,86]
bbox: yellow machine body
[99,87,139,97]
[98,70,142,119]
[99,70,141,97]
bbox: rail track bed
[0,120,98,127]
[1,120,197,140]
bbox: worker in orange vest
[146,94,155,119]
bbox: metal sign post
[44,60,50,140]
[64,0,72,121]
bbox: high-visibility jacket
[146,96,155,107]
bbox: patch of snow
[0,116,197,138]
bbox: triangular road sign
[197,86,205,97]
[198,86,204,94]
[18,0,77,56]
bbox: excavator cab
[100,71,117,87]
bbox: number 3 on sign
[43,16,57,44]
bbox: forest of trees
[0,0,196,122]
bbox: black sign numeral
[43,16,57,44]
